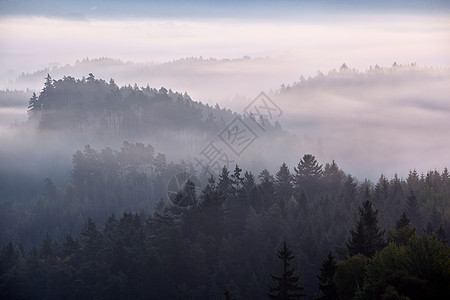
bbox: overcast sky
[1,0,449,77]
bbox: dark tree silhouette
[27,92,40,119]
[218,166,232,197]
[268,240,305,299]
[322,160,343,194]
[347,200,385,257]
[223,287,237,300]
[293,154,322,197]
[38,74,56,128]
[347,218,366,256]
[39,233,55,260]
[231,164,244,193]
[424,221,434,235]
[389,212,416,246]
[317,251,337,300]
[293,154,322,180]
[436,225,448,244]
[43,178,57,202]
[395,212,411,231]
[170,179,197,208]
[259,169,276,208]
[406,191,421,228]
[275,162,293,202]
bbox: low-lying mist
[1,63,449,185]
[271,65,450,179]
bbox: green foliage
[386,212,417,246]
[387,225,417,246]
[405,234,450,298]
[356,233,450,299]
[334,254,367,300]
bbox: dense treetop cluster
[1,142,449,298]
[26,74,281,139]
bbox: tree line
[1,146,449,298]
[26,74,281,139]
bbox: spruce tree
[395,212,411,231]
[436,225,448,244]
[243,171,259,207]
[268,240,305,299]
[170,179,197,208]
[218,166,232,197]
[347,219,366,256]
[347,200,385,257]
[63,234,80,258]
[293,154,322,197]
[317,251,338,300]
[442,167,450,189]
[391,212,416,246]
[323,160,342,194]
[38,74,55,128]
[424,222,434,235]
[231,164,244,192]
[27,92,40,119]
[406,169,420,192]
[43,177,57,202]
[259,169,276,208]
[406,191,421,228]
[294,154,323,179]
[40,233,55,260]
[275,162,293,201]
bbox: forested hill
[27,73,281,139]
[0,149,449,298]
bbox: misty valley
[0,70,449,299]
[2,0,450,298]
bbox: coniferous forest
[1,74,450,299]
[2,0,450,298]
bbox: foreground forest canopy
[0,73,449,299]
[1,143,449,298]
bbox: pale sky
[0,2,449,78]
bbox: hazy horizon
[1,0,449,79]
